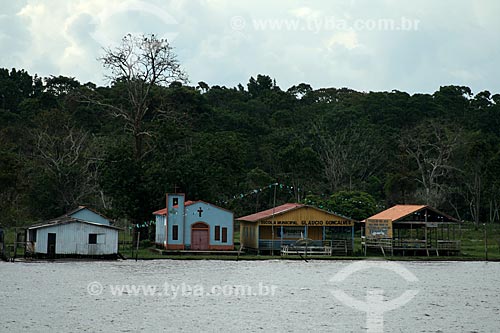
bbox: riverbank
[3,221,500,261]
[124,221,500,261]
[6,253,500,263]
[121,247,500,261]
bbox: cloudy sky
[1,0,499,94]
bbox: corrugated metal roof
[29,207,118,229]
[28,216,122,230]
[64,206,87,216]
[365,205,427,221]
[65,205,113,222]
[363,204,459,223]
[236,203,305,222]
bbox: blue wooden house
[153,194,234,250]
[26,206,121,258]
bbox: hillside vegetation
[1,65,500,231]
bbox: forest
[1,35,500,233]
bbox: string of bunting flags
[130,220,155,230]
[216,182,301,206]
[130,183,300,229]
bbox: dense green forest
[1,35,500,232]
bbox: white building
[27,206,121,258]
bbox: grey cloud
[0,10,31,66]
[1,0,499,94]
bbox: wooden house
[362,205,461,256]
[153,193,234,251]
[237,203,354,255]
[26,206,121,258]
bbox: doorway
[47,233,56,257]
[191,223,209,250]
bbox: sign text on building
[365,219,393,238]
[260,220,353,227]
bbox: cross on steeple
[197,207,204,217]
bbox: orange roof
[153,208,168,215]
[236,203,305,222]
[365,205,426,221]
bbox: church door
[191,223,209,250]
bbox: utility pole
[135,231,140,262]
[271,183,278,256]
[483,223,488,261]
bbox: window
[172,197,178,206]
[222,227,228,243]
[29,229,37,242]
[215,226,220,241]
[282,227,304,238]
[89,233,97,244]
[172,225,179,240]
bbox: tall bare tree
[97,34,188,160]
[400,120,462,207]
[33,112,104,211]
[455,134,495,228]
[314,124,384,192]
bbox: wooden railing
[362,237,393,256]
[362,237,461,256]
[258,240,297,250]
[279,239,351,256]
[393,239,428,249]
[437,240,461,251]
[330,239,348,255]
[281,245,332,256]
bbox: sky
[1,0,499,94]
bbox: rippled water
[1,260,500,332]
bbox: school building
[237,203,354,255]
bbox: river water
[1,260,499,332]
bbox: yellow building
[237,203,354,255]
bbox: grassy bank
[3,222,500,261]
[456,222,500,260]
[118,221,500,261]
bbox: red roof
[153,201,196,215]
[153,208,167,216]
[236,203,304,222]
